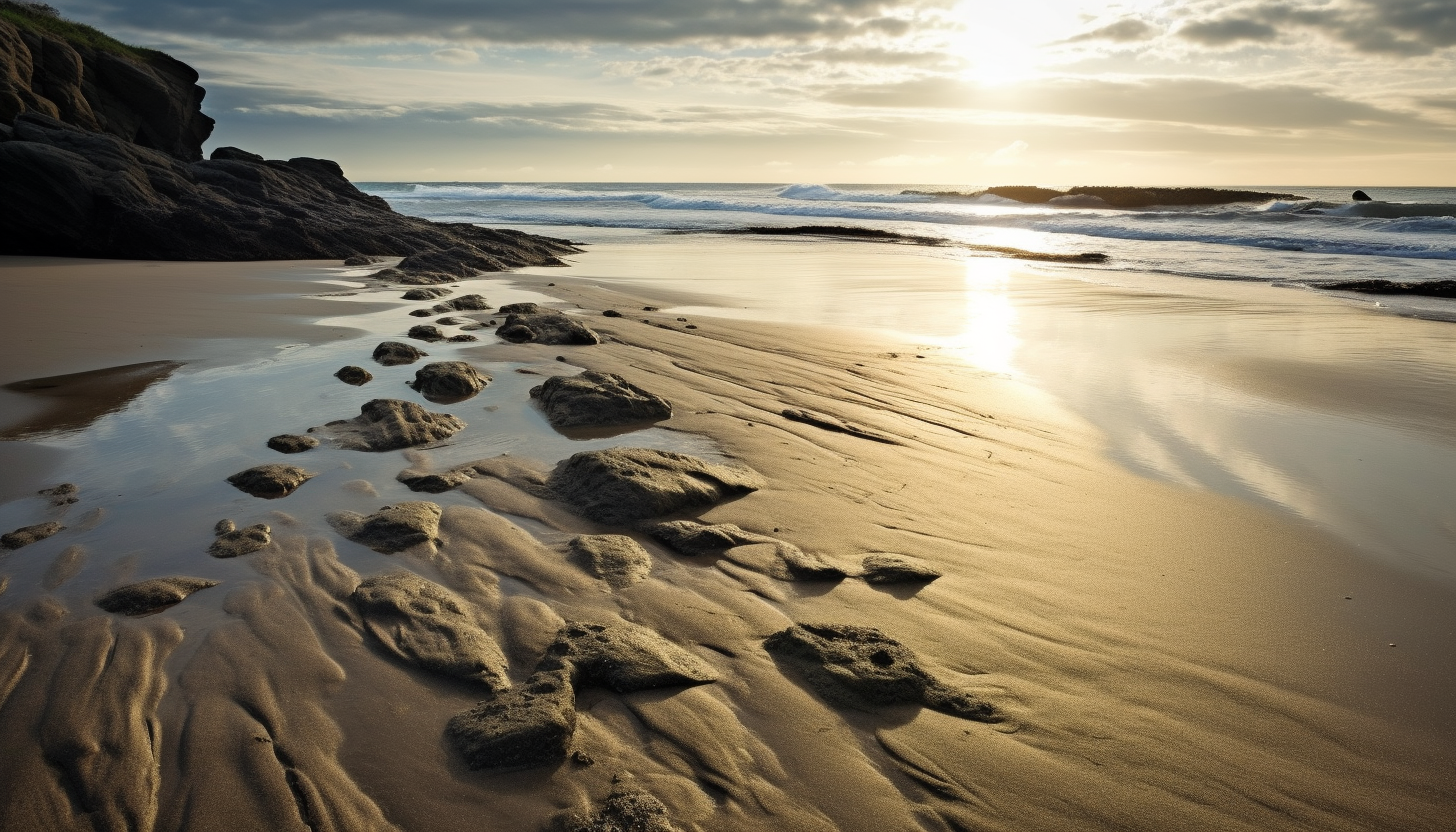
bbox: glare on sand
[939,257,1020,375]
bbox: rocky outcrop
[537,621,717,693]
[371,341,427,366]
[446,669,576,771]
[547,448,763,524]
[496,311,600,345]
[266,433,318,454]
[329,501,442,553]
[351,572,510,689]
[435,294,489,311]
[95,576,218,615]
[402,287,451,301]
[1321,279,1456,298]
[225,463,314,498]
[567,535,653,588]
[208,520,271,558]
[310,398,464,451]
[408,361,489,402]
[1,520,62,549]
[531,371,672,428]
[396,467,474,494]
[556,787,680,832]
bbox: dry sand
[0,255,1453,831]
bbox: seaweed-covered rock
[328,501,442,553]
[446,669,576,771]
[396,468,474,494]
[496,312,600,346]
[403,287,452,301]
[310,398,464,451]
[764,623,996,720]
[860,554,941,584]
[548,448,762,524]
[208,522,271,558]
[643,520,845,581]
[372,341,428,366]
[537,620,717,693]
[96,577,219,616]
[557,788,680,832]
[335,365,374,385]
[408,361,490,402]
[531,371,672,428]
[266,433,318,454]
[351,572,510,689]
[1,521,64,550]
[225,464,315,499]
[568,535,652,588]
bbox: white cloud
[432,48,479,64]
[985,139,1029,166]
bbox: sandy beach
[1,242,1454,832]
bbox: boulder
[644,520,846,580]
[396,468,474,494]
[351,572,510,689]
[537,620,717,693]
[498,302,545,315]
[531,371,672,428]
[335,365,374,385]
[310,398,464,451]
[225,464,314,498]
[438,294,490,311]
[446,334,478,343]
[402,287,452,301]
[266,433,318,454]
[556,788,679,832]
[763,623,996,720]
[496,312,600,346]
[208,522,271,558]
[1,521,63,550]
[435,316,471,326]
[548,448,762,524]
[95,576,219,616]
[407,324,446,342]
[860,554,941,584]
[446,669,576,771]
[568,535,652,588]
[371,341,427,366]
[408,309,433,318]
[1352,190,1373,201]
[328,501,442,553]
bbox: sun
[942,0,1082,86]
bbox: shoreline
[1,249,1454,830]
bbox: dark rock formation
[537,620,717,693]
[446,669,576,771]
[1320,279,1456,298]
[567,535,652,588]
[328,501,442,553]
[644,519,846,581]
[1352,190,1373,201]
[1,520,62,549]
[38,482,78,505]
[409,361,489,402]
[531,371,672,428]
[225,463,314,498]
[764,623,996,720]
[782,408,898,444]
[547,448,763,524]
[396,468,473,494]
[372,341,427,366]
[343,254,379,266]
[351,572,510,689]
[447,334,477,343]
[266,433,318,454]
[408,309,433,318]
[498,302,544,315]
[860,554,941,584]
[435,315,471,325]
[402,287,452,301]
[95,576,218,616]
[437,294,489,311]
[602,309,623,318]
[556,788,680,832]
[335,365,373,385]
[407,324,446,342]
[310,398,464,451]
[497,311,600,346]
[208,521,271,558]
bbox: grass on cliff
[0,1,166,61]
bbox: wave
[1257,200,1456,219]
[775,184,925,203]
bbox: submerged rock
[860,554,941,584]
[225,464,315,499]
[329,501,442,553]
[1,521,64,550]
[531,371,672,428]
[403,287,452,301]
[38,483,80,506]
[537,620,717,693]
[372,341,428,366]
[557,788,680,832]
[548,448,763,524]
[496,312,600,346]
[96,577,219,616]
[568,535,653,588]
[764,623,996,720]
[446,669,576,771]
[409,361,490,402]
[335,365,374,385]
[208,522,272,558]
[408,324,446,342]
[351,572,510,689]
[311,398,464,451]
[644,520,846,580]
[266,433,318,454]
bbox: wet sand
[1,248,1454,831]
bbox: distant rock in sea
[1352,190,1373,201]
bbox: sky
[61,0,1456,184]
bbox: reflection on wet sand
[1,361,184,439]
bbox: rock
[95,576,219,616]
[548,448,763,524]
[435,316,471,325]
[38,482,79,505]
[763,623,996,720]
[396,468,473,493]
[397,246,504,278]
[447,334,478,343]
[1,521,63,550]
[214,519,236,535]
[500,302,547,315]
[496,312,600,346]
[530,371,672,428]
[860,554,941,584]
[459,323,485,331]
[225,464,315,498]
[537,620,717,693]
[391,270,457,286]
[446,669,576,771]
[408,309,433,317]
[438,294,490,311]
[602,309,622,318]
[371,341,427,366]
[310,398,464,451]
[328,501,442,553]
[335,365,374,385]
[343,254,379,266]
[402,287,452,301]
[557,788,680,832]
[351,572,510,689]
[644,520,846,580]
[568,535,652,588]
[208,522,271,558]
[266,433,318,454]
[1352,190,1373,201]
[407,324,446,342]
[1320,279,1456,298]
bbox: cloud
[1062,18,1159,44]
[1175,1,1456,56]
[1177,18,1278,47]
[431,48,479,64]
[984,140,1028,166]
[867,153,946,167]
